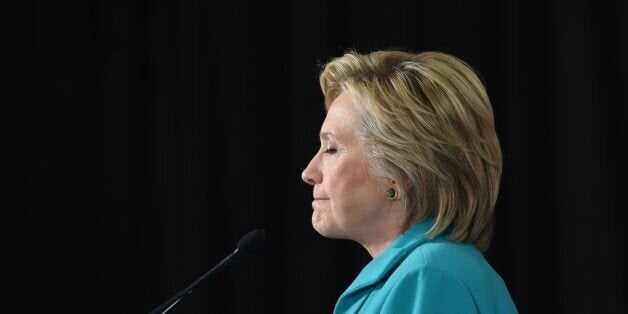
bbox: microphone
[148,229,269,314]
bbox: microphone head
[236,229,269,255]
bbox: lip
[311,199,329,208]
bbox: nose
[301,153,322,186]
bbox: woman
[301,50,517,313]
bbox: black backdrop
[5,0,627,313]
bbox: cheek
[325,165,359,197]
[326,166,370,208]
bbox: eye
[324,147,338,154]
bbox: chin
[312,215,350,240]
[312,212,337,238]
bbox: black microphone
[148,229,269,314]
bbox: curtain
[6,0,627,312]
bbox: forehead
[320,92,360,140]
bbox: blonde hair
[319,50,502,251]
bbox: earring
[386,188,397,200]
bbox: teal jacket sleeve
[381,266,479,314]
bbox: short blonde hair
[319,50,502,251]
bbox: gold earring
[386,188,397,200]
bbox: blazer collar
[340,218,436,296]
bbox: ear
[393,173,414,192]
[388,179,413,199]
[403,178,413,191]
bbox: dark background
[4,0,627,313]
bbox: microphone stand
[148,249,239,314]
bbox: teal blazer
[334,219,517,313]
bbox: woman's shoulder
[390,237,517,309]
[406,237,487,272]
[393,237,506,293]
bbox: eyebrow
[319,131,335,140]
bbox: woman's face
[302,92,392,241]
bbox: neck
[359,212,425,258]
[357,202,415,258]
[358,220,405,258]
[361,237,397,258]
